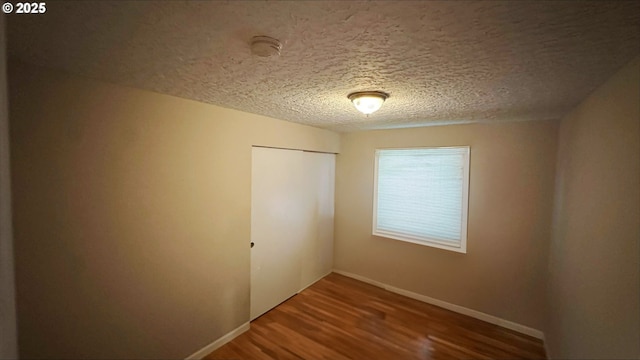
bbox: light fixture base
[348,91,389,115]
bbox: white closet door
[299,152,335,289]
[250,147,307,320]
[250,147,336,320]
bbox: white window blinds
[373,147,469,253]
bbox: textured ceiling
[7,1,640,132]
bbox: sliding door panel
[299,152,335,290]
[250,147,306,320]
[250,147,335,320]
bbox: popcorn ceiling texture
[7,1,640,132]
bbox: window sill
[372,231,467,254]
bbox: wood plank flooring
[206,273,546,360]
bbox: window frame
[372,146,470,253]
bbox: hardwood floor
[206,273,546,360]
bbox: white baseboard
[299,269,333,293]
[185,322,250,360]
[186,270,331,359]
[332,269,545,340]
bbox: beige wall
[334,120,558,330]
[0,15,18,360]
[546,57,640,358]
[8,61,339,359]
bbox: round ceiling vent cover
[250,36,282,57]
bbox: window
[373,146,470,253]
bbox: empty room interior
[1,1,639,359]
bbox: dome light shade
[348,91,389,114]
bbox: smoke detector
[250,36,282,57]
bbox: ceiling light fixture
[250,35,282,57]
[348,91,389,115]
